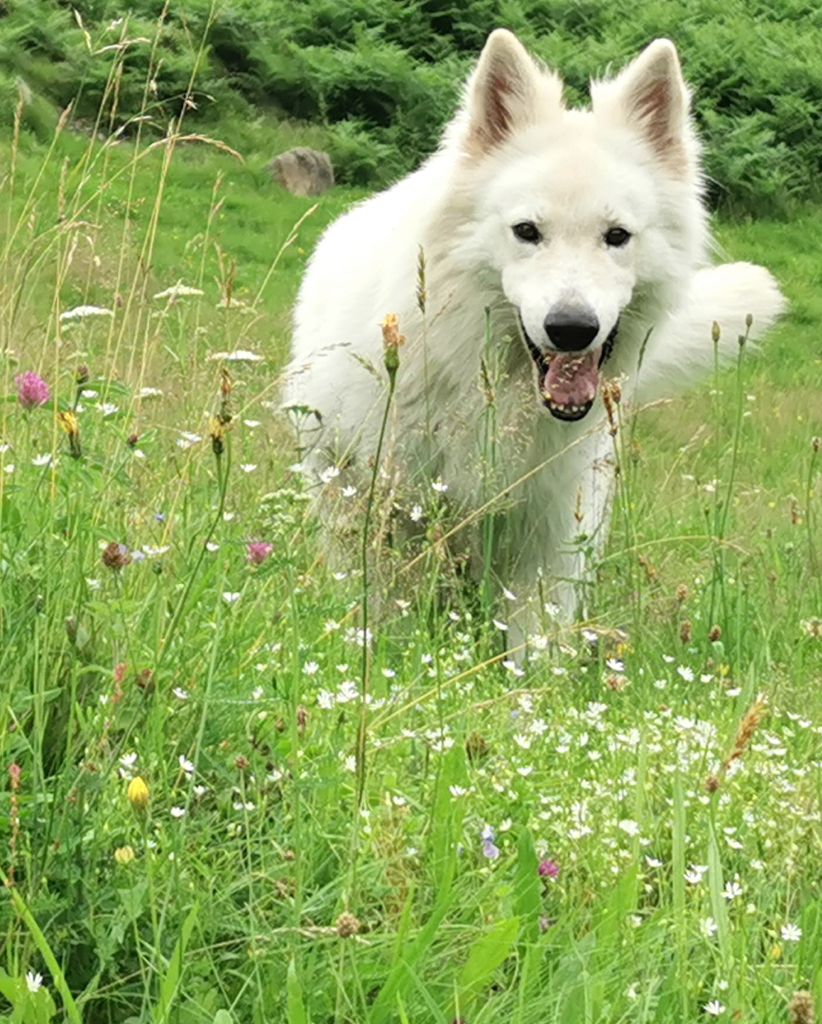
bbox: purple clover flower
[247,541,273,565]
[539,858,560,880]
[15,372,50,409]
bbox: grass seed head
[725,696,768,770]
[465,732,489,762]
[102,542,131,570]
[416,246,427,314]
[335,912,360,938]
[789,991,816,1024]
[209,416,226,456]
[601,378,621,434]
[381,313,404,377]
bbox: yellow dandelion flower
[127,776,149,809]
[58,410,79,436]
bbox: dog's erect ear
[467,29,562,152]
[591,40,691,170]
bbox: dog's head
[451,31,707,421]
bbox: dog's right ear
[466,30,563,153]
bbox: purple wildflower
[15,372,50,409]
[247,541,273,565]
[482,839,500,860]
[480,825,500,860]
[538,858,560,880]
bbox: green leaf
[369,887,456,1024]
[427,744,467,893]
[453,917,519,1018]
[152,903,199,1024]
[513,828,540,940]
[286,958,308,1024]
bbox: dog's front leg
[501,430,616,656]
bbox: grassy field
[0,109,820,1024]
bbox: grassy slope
[0,127,820,1024]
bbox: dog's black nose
[544,307,599,352]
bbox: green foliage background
[1,0,820,213]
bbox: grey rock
[269,147,334,197]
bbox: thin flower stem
[158,442,230,668]
[356,369,397,807]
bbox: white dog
[284,30,784,642]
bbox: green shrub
[1,0,819,214]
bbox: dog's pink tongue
[544,350,600,406]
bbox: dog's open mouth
[519,318,618,422]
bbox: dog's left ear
[466,29,563,153]
[591,40,692,171]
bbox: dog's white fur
[284,31,785,640]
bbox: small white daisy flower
[26,971,44,993]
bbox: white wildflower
[207,349,263,363]
[60,305,113,322]
[26,972,44,993]
[153,282,204,300]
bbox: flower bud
[127,776,150,809]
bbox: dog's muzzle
[518,315,619,422]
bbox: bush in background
[1,0,819,214]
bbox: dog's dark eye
[512,221,541,244]
[604,226,631,248]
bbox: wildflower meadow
[1,8,820,1024]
